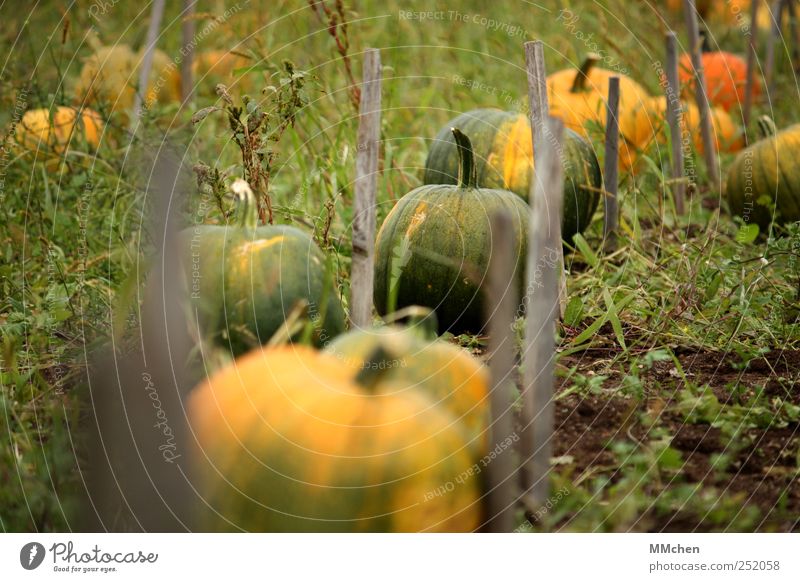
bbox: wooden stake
[524,40,566,318]
[521,116,565,512]
[83,147,192,531]
[787,0,800,73]
[684,0,721,189]
[603,77,620,250]
[131,0,166,126]
[350,49,381,329]
[743,0,761,129]
[484,210,520,533]
[665,33,686,216]
[765,0,784,98]
[181,0,198,104]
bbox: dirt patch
[549,348,800,531]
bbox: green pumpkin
[423,108,602,243]
[183,181,345,354]
[725,117,800,231]
[374,129,529,335]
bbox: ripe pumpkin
[75,45,181,116]
[546,55,652,171]
[423,108,601,243]
[664,0,772,29]
[189,344,482,532]
[678,48,758,113]
[627,96,742,155]
[193,49,250,81]
[16,106,103,153]
[183,180,345,355]
[725,117,800,229]
[325,325,489,452]
[375,129,529,335]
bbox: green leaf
[603,288,627,351]
[563,296,584,327]
[572,233,599,268]
[736,223,759,244]
[570,294,635,347]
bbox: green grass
[1,0,799,531]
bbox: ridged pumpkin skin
[189,345,482,532]
[16,107,103,153]
[678,51,758,113]
[183,186,344,354]
[325,326,489,453]
[76,45,181,116]
[423,109,601,243]
[628,97,742,155]
[725,119,800,229]
[376,130,528,335]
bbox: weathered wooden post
[131,0,166,125]
[743,0,761,129]
[524,40,566,318]
[84,146,193,531]
[603,77,620,251]
[665,33,687,215]
[684,0,722,189]
[181,0,198,104]
[764,0,784,98]
[350,49,381,329]
[520,116,565,512]
[484,211,521,533]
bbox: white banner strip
[1,534,798,580]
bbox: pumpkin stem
[451,128,479,189]
[231,178,259,229]
[756,115,778,139]
[571,53,600,93]
[354,345,396,393]
[699,29,711,53]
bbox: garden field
[0,0,798,532]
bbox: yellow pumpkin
[547,55,653,172]
[75,45,181,117]
[627,96,742,155]
[15,106,103,154]
[189,345,483,532]
[324,326,489,453]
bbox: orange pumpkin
[324,325,489,453]
[627,96,742,155]
[664,0,773,29]
[547,54,652,171]
[678,49,759,113]
[189,345,483,532]
[192,49,250,81]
